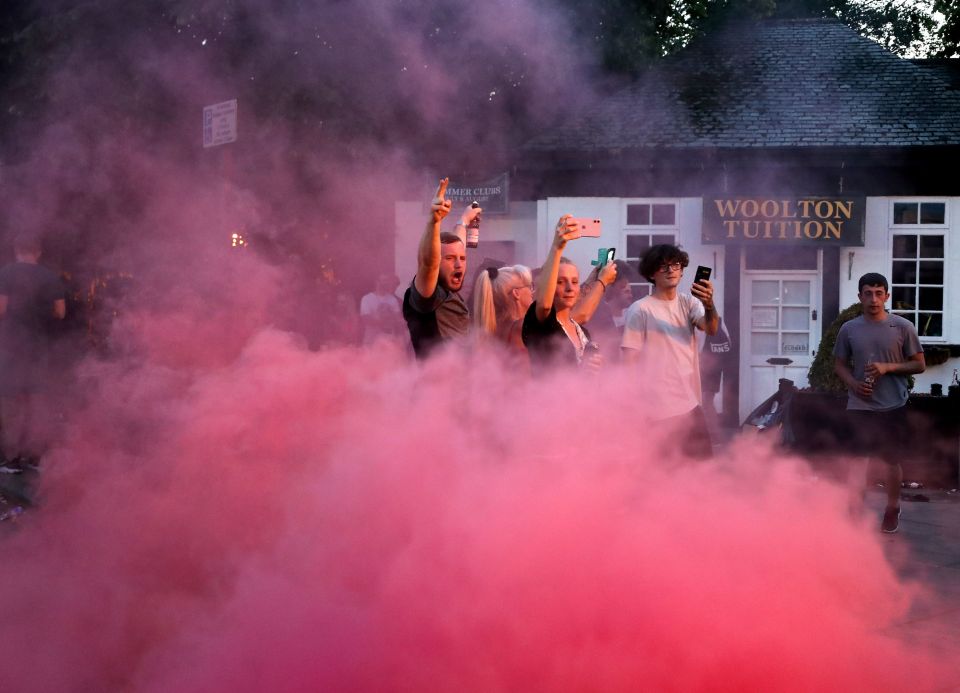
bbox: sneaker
[881,506,901,533]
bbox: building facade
[396,18,960,422]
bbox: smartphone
[570,217,602,238]
[693,265,711,286]
[594,247,616,267]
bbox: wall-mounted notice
[203,99,238,148]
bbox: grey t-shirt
[402,281,469,359]
[833,314,923,411]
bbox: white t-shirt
[621,292,705,420]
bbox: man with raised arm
[833,272,925,534]
[402,178,476,359]
[621,244,720,459]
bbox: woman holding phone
[522,215,615,373]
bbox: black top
[521,302,590,373]
[402,281,469,359]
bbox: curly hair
[638,244,689,284]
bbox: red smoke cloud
[0,335,951,691]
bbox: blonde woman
[522,215,617,372]
[472,264,535,352]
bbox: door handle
[812,309,817,320]
[766,357,793,365]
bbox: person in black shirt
[522,215,615,373]
[402,178,477,358]
[0,233,66,466]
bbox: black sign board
[442,173,510,214]
[703,196,865,246]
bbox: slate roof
[526,18,960,152]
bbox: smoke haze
[0,1,954,690]
[1,342,953,690]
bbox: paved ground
[868,488,960,689]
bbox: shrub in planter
[807,302,862,394]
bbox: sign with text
[203,99,238,148]
[443,173,509,214]
[703,196,865,246]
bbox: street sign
[203,99,238,148]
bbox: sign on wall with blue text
[703,197,865,246]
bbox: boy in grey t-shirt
[833,273,925,533]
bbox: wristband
[597,280,607,291]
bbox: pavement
[870,488,960,685]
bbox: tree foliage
[558,0,952,74]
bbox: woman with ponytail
[472,264,535,353]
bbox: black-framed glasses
[657,262,682,273]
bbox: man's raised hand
[431,178,453,222]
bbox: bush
[807,302,862,394]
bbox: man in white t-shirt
[621,244,720,459]
[360,273,403,346]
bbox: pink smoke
[0,334,952,691]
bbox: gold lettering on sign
[712,197,856,242]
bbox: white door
[739,272,821,422]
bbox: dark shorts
[663,405,713,460]
[846,406,908,466]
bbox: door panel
[740,272,820,422]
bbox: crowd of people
[0,180,928,536]
[401,178,722,460]
[397,178,927,533]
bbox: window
[892,202,946,225]
[626,203,676,226]
[624,201,678,299]
[890,200,947,340]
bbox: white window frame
[888,199,949,344]
[621,199,679,299]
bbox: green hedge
[807,302,862,394]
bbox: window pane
[918,261,944,285]
[892,286,915,310]
[782,333,810,355]
[894,311,916,327]
[626,235,649,258]
[782,281,810,305]
[919,287,943,310]
[892,260,916,284]
[782,307,809,330]
[652,234,675,246]
[918,313,942,337]
[893,203,918,224]
[651,204,676,225]
[892,235,917,258]
[626,204,650,225]
[752,281,780,304]
[751,332,778,355]
[919,235,944,258]
[920,203,946,224]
